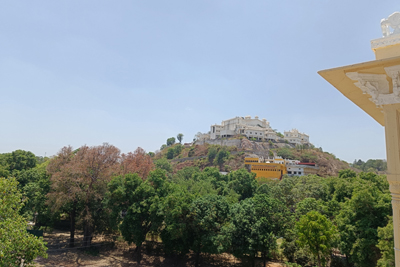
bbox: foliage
[120,147,154,180]
[177,133,184,144]
[276,132,284,138]
[154,158,172,173]
[377,217,394,267]
[214,147,230,167]
[277,147,295,160]
[338,169,357,179]
[353,159,387,172]
[107,170,168,262]
[227,194,290,267]
[188,147,195,157]
[0,177,47,266]
[227,169,258,201]
[336,180,391,267]
[207,146,218,163]
[296,211,337,267]
[4,150,37,172]
[300,152,317,163]
[166,137,176,146]
[19,162,53,227]
[166,148,174,159]
[47,143,121,247]
[174,144,183,157]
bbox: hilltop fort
[196,115,310,145]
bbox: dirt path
[34,231,285,267]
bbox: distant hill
[154,137,354,177]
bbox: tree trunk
[135,244,142,263]
[69,203,76,248]
[252,253,256,267]
[317,253,322,267]
[263,251,266,267]
[195,249,201,267]
[82,223,92,248]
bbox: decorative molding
[385,65,400,96]
[371,35,400,49]
[346,72,393,106]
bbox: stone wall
[196,139,242,147]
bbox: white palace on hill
[200,116,310,145]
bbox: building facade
[207,116,310,145]
[245,157,319,179]
[210,116,276,140]
[284,129,309,145]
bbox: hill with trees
[155,136,357,177]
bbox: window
[298,172,302,175]
[288,171,292,174]
[294,171,297,174]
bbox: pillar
[383,103,400,265]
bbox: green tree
[336,185,391,267]
[19,162,53,228]
[227,195,289,267]
[160,185,194,255]
[167,137,176,146]
[277,147,294,159]
[177,133,184,144]
[0,177,47,266]
[207,146,218,163]
[174,144,183,156]
[188,195,231,267]
[160,144,167,150]
[296,211,337,267]
[377,217,394,267]
[338,169,357,178]
[5,150,37,172]
[154,158,173,173]
[214,148,230,168]
[166,148,175,159]
[107,170,168,262]
[227,168,258,201]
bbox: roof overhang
[318,55,400,126]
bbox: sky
[0,1,397,163]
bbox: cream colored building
[209,116,310,143]
[210,116,275,140]
[284,129,310,145]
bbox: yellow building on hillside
[245,157,318,179]
[245,157,287,180]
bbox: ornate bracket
[385,65,400,96]
[346,72,390,106]
[346,65,400,106]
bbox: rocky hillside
[154,138,353,177]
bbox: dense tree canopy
[0,145,394,267]
[0,177,47,266]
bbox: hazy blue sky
[0,1,397,162]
